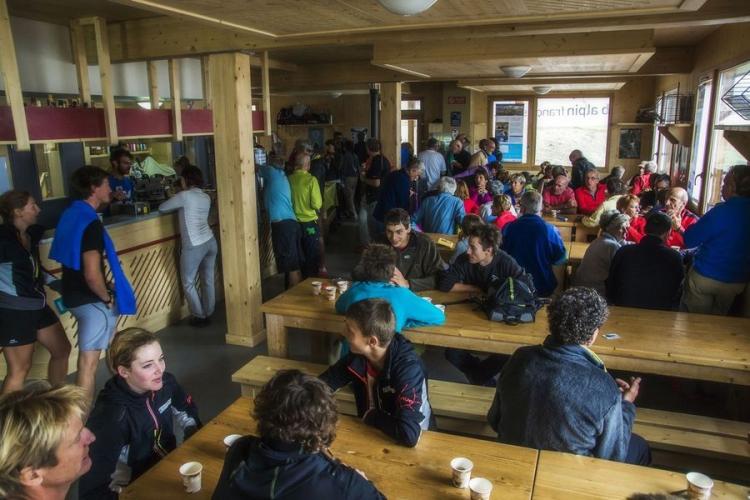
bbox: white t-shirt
[417,149,447,190]
[158,188,213,247]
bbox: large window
[534,97,609,167]
[688,81,712,205]
[492,100,529,164]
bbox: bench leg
[266,314,288,358]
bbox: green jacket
[288,169,322,223]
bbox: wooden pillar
[0,0,29,151]
[92,17,117,145]
[201,55,211,109]
[380,82,402,168]
[261,51,272,135]
[147,60,159,109]
[208,52,264,347]
[168,59,182,141]
[69,20,91,107]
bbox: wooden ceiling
[111,0,707,38]
[6,0,154,24]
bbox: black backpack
[483,277,546,325]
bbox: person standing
[417,137,446,191]
[340,139,360,220]
[158,165,217,326]
[359,139,390,245]
[568,149,595,190]
[108,148,134,204]
[50,166,136,401]
[0,190,71,394]
[288,152,323,278]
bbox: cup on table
[435,304,446,314]
[336,280,349,293]
[179,461,203,493]
[450,457,473,488]
[551,209,559,219]
[324,286,337,301]
[422,296,433,303]
[223,434,242,451]
[469,477,493,500]
[686,472,713,499]
[311,281,323,295]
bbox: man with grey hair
[502,190,567,297]
[600,165,625,187]
[572,210,630,295]
[418,137,447,190]
[630,160,656,196]
[568,149,595,190]
[411,176,465,234]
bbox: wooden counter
[0,213,222,379]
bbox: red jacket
[574,185,607,216]
[666,209,699,249]
[630,173,651,196]
[625,215,647,243]
[463,198,479,215]
[543,186,576,209]
[494,211,517,231]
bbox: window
[534,97,610,167]
[0,146,13,195]
[492,100,530,164]
[687,81,712,205]
[401,99,421,111]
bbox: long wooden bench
[232,356,750,479]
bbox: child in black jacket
[79,328,201,499]
[320,298,431,447]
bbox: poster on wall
[493,103,526,163]
[450,111,462,127]
[618,128,642,159]
[308,127,325,151]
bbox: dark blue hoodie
[320,334,431,448]
[212,436,385,500]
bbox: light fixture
[500,65,531,78]
[533,86,552,95]
[377,0,437,16]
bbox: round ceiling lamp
[533,86,552,95]
[500,65,532,78]
[378,0,438,16]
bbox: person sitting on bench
[213,369,385,500]
[321,299,431,447]
[487,287,651,465]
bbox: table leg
[265,313,288,358]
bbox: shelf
[88,149,151,159]
[277,123,336,127]
[714,124,750,132]
[614,123,654,127]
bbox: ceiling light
[378,0,438,16]
[500,65,531,78]
[533,86,552,95]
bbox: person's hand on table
[616,376,642,403]
[390,268,409,288]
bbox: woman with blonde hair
[455,180,479,215]
[79,328,201,499]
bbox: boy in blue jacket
[321,299,432,447]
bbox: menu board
[494,102,527,163]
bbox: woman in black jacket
[0,190,70,394]
[79,327,201,499]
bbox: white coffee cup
[422,296,433,303]
[324,286,337,301]
[469,477,493,500]
[311,281,322,295]
[450,457,473,488]
[686,472,713,499]
[223,434,242,450]
[336,280,348,293]
[179,461,203,493]
[435,304,445,314]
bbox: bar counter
[0,212,222,379]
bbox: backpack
[483,277,546,325]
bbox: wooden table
[533,450,748,499]
[567,241,589,264]
[122,397,539,500]
[425,232,459,261]
[263,279,750,385]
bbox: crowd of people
[0,132,749,499]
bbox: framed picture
[619,128,642,159]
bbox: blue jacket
[487,336,636,463]
[320,334,431,447]
[373,169,411,222]
[502,214,566,297]
[335,281,445,332]
[213,436,384,500]
[411,192,465,234]
[684,196,750,283]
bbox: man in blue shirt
[681,164,750,315]
[108,148,134,204]
[411,176,465,234]
[259,155,302,288]
[502,191,567,297]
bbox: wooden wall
[609,78,657,180]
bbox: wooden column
[168,58,182,141]
[208,52,264,347]
[147,60,159,109]
[201,55,211,109]
[92,17,117,145]
[261,51,272,135]
[380,82,402,167]
[0,0,29,151]
[69,19,91,107]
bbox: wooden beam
[272,62,416,92]
[637,46,694,75]
[0,0,29,150]
[147,60,159,109]
[208,52,264,347]
[458,76,635,87]
[261,51,272,136]
[69,20,91,107]
[372,30,655,66]
[201,55,211,109]
[168,59,182,141]
[379,82,401,169]
[92,17,117,145]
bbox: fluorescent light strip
[381,64,431,79]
